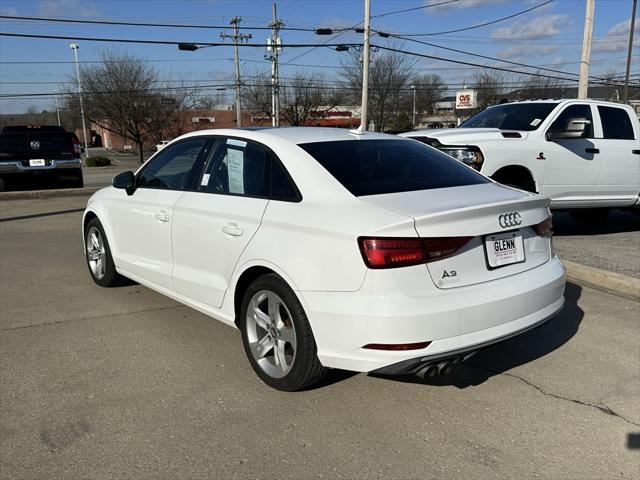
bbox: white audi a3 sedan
[82,127,566,391]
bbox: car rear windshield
[460,102,559,131]
[0,132,73,153]
[299,139,489,197]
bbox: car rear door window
[137,138,208,191]
[202,138,270,197]
[548,104,594,138]
[270,158,301,201]
[299,139,489,197]
[597,106,636,140]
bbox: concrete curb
[564,260,640,302]
[0,187,101,201]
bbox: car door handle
[585,148,599,154]
[222,223,244,236]
[632,149,640,155]
[154,212,170,223]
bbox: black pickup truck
[0,125,84,191]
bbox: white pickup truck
[401,99,640,219]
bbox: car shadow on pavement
[371,281,584,389]
[553,211,640,236]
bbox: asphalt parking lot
[0,195,638,479]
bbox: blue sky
[0,0,638,113]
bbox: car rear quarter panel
[237,197,417,292]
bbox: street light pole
[70,43,90,159]
[623,0,637,103]
[357,0,371,133]
[411,85,416,127]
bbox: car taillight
[71,137,81,155]
[358,236,473,269]
[534,215,553,238]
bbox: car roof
[180,127,400,145]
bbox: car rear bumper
[300,256,566,373]
[0,159,82,174]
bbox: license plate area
[29,159,46,167]
[484,230,525,269]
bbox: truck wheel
[570,209,610,223]
[492,169,536,193]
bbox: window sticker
[226,149,245,194]
[530,118,542,127]
[200,173,210,186]
[227,138,247,148]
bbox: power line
[390,35,629,85]
[390,0,554,37]
[0,14,341,33]
[0,32,361,49]
[372,0,459,18]
[370,44,636,87]
[4,77,638,99]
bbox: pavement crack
[0,304,185,332]
[469,363,640,427]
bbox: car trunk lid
[359,183,552,288]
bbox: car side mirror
[112,171,136,195]
[546,117,590,141]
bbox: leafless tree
[64,51,192,161]
[409,73,446,117]
[516,72,565,100]
[241,70,272,120]
[242,71,345,126]
[472,70,510,110]
[341,45,416,131]
[192,92,228,110]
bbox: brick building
[86,106,360,152]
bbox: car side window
[597,106,636,140]
[137,138,207,191]
[549,104,594,138]
[202,138,269,197]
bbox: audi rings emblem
[498,212,522,228]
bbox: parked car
[0,125,83,191]
[83,128,566,390]
[401,100,640,221]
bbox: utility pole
[357,0,371,133]
[623,0,637,103]
[266,3,283,127]
[410,85,417,127]
[55,91,61,126]
[69,43,90,159]
[578,0,595,99]
[221,17,251,127]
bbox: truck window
[548,104,593,138]
[597,106,635,140]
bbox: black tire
[84,217,127,287]
[569,208,610,223]
[69,168,84,188]
[239,274,327,391]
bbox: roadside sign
[456,90,477,109]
